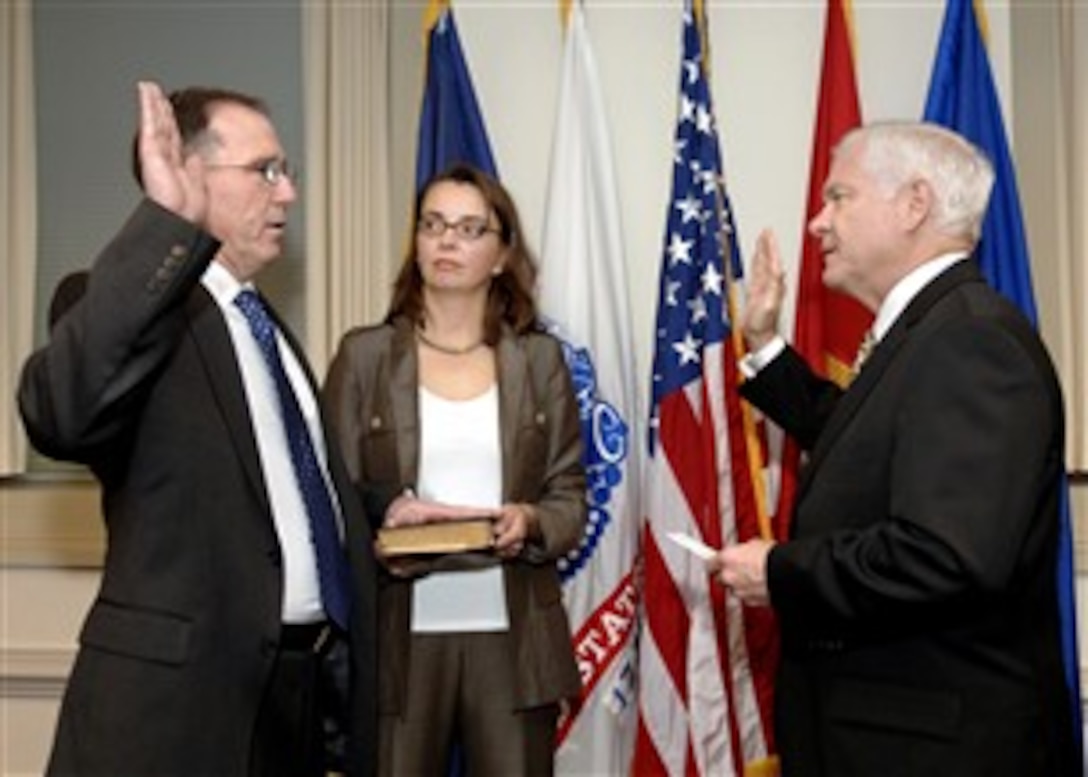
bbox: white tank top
[411,384,509,633]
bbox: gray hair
[837,121,995,241]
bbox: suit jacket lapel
[387,321,421,486]
[496,331,527,502]
[798,260,985,494]
[186,287,271,515]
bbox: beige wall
[1,480,100,775]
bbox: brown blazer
[323,317,586,713]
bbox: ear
[493,245,512,276]
[899,178,934,232]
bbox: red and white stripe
[636,338,775,775]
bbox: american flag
[634,3,779,775]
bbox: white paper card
[666,531,717,560]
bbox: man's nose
[808,203,830,236]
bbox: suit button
[260,637,277,657]
[267,547,282,568]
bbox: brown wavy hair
[386,164,539,344]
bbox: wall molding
[2,475,1087,568]
[0,644,73,699]
[0,475,103,568]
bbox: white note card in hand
[666,531,717,560]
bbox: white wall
[391,0,1013,410]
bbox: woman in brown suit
[324,164,586,776]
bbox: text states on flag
[556,570,638,745]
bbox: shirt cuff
[739,335,786,379]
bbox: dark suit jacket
[323,317,585,714]
[18,200,377,777]
[741,261,1078,777]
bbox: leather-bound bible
[376,517,495,557]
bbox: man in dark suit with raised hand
[19,82,376,777]
[711,121,1077,776]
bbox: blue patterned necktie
[234,289,350,629]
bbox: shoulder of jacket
[517,326,564,355]
[338,321,397,351]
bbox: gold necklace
[415,327,485,356]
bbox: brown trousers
[379,631,558,777]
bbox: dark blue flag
[924,0,1083,757]
[923,0,1035,320]
[415,3,498,191]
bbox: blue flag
[923,0,1035,321]
[924,0,1083,755]
[414,3,498,190]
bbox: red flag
[775,0,872,532]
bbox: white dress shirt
[202,260,341,624]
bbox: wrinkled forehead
[824,142,870,190]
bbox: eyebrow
[420,210,490,221]
[823,183,851,200]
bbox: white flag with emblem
[539,5,641,775]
